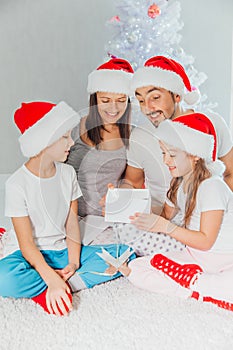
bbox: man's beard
[147,111,166,128]
[152,119,160,128]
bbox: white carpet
[1,278,233,350]
[1,175,233,350]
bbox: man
[124,56,233,213]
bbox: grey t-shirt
[67,135,127,216]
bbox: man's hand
[99,183,114,216]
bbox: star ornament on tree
[147,3,161,19]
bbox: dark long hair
[85,93,131,148]
[167,159,211,227]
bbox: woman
[67,58,134,217]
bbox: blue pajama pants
[0,244,135,298]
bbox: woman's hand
[46,274,72,316]
[130,212,175,234]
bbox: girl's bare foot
[118,262,131,277]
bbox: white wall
[230,28,233,136]
[180,0,233,123]
[0,0,232,173]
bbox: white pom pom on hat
[183,87,201,105]
[206,160,225,176]
[131,55,201,105]
[87,58,134,96]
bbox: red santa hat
[87,58,134,95]
[155,113,225,175]
[131,55,200,105]
[14,101,80,157]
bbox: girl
[66,58,134,217]
[0,101,135,316]
[121,113,233,311]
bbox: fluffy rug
[1,278,233,350]
[1,175,233,350]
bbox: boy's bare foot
[104,265,118,275]
[104,262,131,277]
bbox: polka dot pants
[113,223,185,256]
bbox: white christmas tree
[105,0,216,111]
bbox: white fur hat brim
[131,67,200,105]
[19,101,80,157]
[154,119,214,161]
[87,69,133,95]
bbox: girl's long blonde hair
[167,158,211,227]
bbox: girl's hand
[46,274,72,316]
[55,263,79,281]
[130,212,159,231]
[130,212,173,234]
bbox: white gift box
[105,188,151,223]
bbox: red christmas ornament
[148,3,161,18]
[109,15,120,23]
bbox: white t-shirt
[127,119,171,207]
[127,111,232,206]
[166,176,233,253]
[4,162,82,256]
